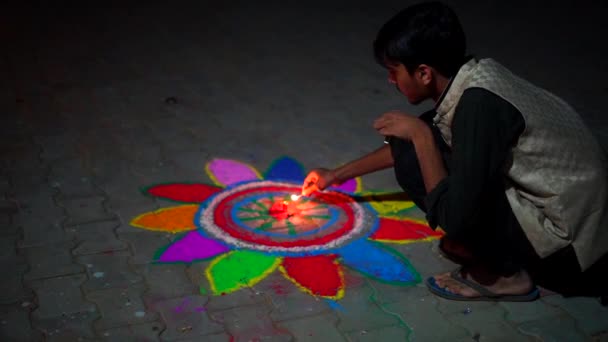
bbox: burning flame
[290,194,300,201]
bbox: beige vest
[434,58,608,270]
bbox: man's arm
[302,144,394,195]
[411,125,448,193]
[332,144,394,182]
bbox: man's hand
[301,168,338,196]
[373,111,426,141]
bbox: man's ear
[416,64,434,86]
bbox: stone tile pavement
[1,1,607,341]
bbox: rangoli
[131,156,442,300]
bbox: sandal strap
[449,267,501,298]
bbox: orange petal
[130,205,198,233]
[280,255,344,299]
[369,217,442,243]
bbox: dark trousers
[388,111,538,275]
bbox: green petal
[205,250,280,295]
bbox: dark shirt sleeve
[424,87,525,236]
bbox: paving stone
[14,187,62,220]
[23,240,84,281]
[445,303,532,342]
[110,199,159,235]
[110,195,157,217]
[48,159,102,197]
[70,220,128,255]
[0,260,34,304]
[0,199,17,217]
[19,217,71,248]
[364,274,425,306]
[436,295,498,316]
[154,295,223,341]
[256,272,332,322]
[87,285,159,330]
[136,264,198,303]
[204,289,270,314]
[16,191,70,247]
[0,178,11,196]
[518,314,589,341]
[118,231,172,265]
[129,149,177,184]
[59,196,116,226]
[0,235,18,259]
[345,325,408,342]
[169,332,233,342]
[78,252,143,291]
[99,320,163,341]
[36,135,79,162]
[277,313,344,341]
[542,296,608,336]
[333,282,402,333]
[0,307,44,342]
[500,299,564,324]
[7,162,47,191]
[30,274,97,319]
[168,150,211,181]
[209,305,292,341]
[405,241,459,279]
[33,310,100,342]
[0,212,18,236]
[382,285,470,341]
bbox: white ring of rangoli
[198,180,373,253]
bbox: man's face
[386,62,429,105]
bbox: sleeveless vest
[433,58,608,270]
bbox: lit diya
[268,194,301,219]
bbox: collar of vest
[434,57,479,123]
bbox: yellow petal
[358,191,416,218]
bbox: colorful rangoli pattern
[131,156,442,300]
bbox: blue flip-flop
[426,268,540,302]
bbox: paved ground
[1,1,607,341]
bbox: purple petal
[331,178,357,193]
[158,231,230,263]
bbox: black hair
[373,1,467,77]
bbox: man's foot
[432,265,536,299]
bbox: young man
[301,1,608,301]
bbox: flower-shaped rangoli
[131,156,442,300]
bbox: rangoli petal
[130,205,198,233]
[330,177,362,193]
[280,255,344,299]
[144,183,222,203]
[155,231,230,263]
[206,250,280,295]
[337,239,420,284]
[357,191,416,218]
[264,156,306,183]
[205,159,262,187]
[369,218,442,243]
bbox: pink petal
[157,231,229,263]
[205,159,261,187]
